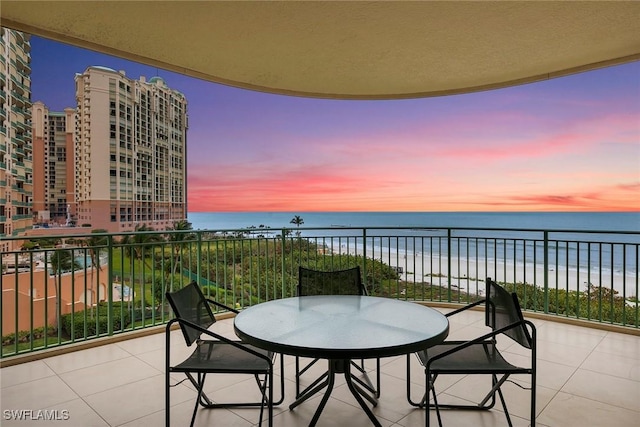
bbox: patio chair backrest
[485,278,533,349]
[166,281,216,346]
[298,266,366,296]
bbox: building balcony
[11,93,30,109]
[10,214,31,221]
[9,76,26,95]
[0,226,638,425]
[14,120,28,132]
[12,30,24,44]
[10,105,31,119]
[1,312,639,427]
[15,56,31,74]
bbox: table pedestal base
[289,359,380,427]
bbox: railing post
[196,231,202,288]
[13,258,20,352]
[107,235,114,335]
[543,231,549,314]
[362,228,368,290]
[0,268,4,356]
[281,228,287,298]
[447,228,452,302]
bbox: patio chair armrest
[205,297,240,314]
[444,298,486,318]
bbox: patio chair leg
[184,372,215,407]
[496,386,513,427]
[430,382,443,427]
[478,373,509,408]
[165,374,170,427]
[244,368,278,427]
[406,354,424,407]
[257,373,268,427]
[191,375,206,427]
[425,370,443,427]
[531,368,536,427]
[273,354,286,405]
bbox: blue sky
[30,36,640,212]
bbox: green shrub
[60,303,131,339]
[2,326,53,346]
[132,306,168,321]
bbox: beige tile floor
[1,308,639,427]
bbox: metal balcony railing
[1,226,638,359]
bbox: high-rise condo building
[31,101,76,225]
[74,66,188,232]
[0,28,33,252]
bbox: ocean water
[188,211,640,234]
[188,212,640,283]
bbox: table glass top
[234,295,449,359]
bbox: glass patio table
[234,295,449,427]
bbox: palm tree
[290,215,304,237]
[119,224,163,314]
[49,249,80,331]
[165,220,194,287]
[121,224,162,270]
[84,229,108,314]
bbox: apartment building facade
[74,67,188,232]
[0,28,33,252]
[31,101,76,225]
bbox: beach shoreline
[338,245,639,299]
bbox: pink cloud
[188,163,409,212]
[186,87,639,212]
[490,181,640,211]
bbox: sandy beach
[339,245,639,299]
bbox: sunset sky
[31,36,640,213]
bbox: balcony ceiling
[2,1,639,100]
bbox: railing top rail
[288,226,640,236]
[3,225,640,243]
